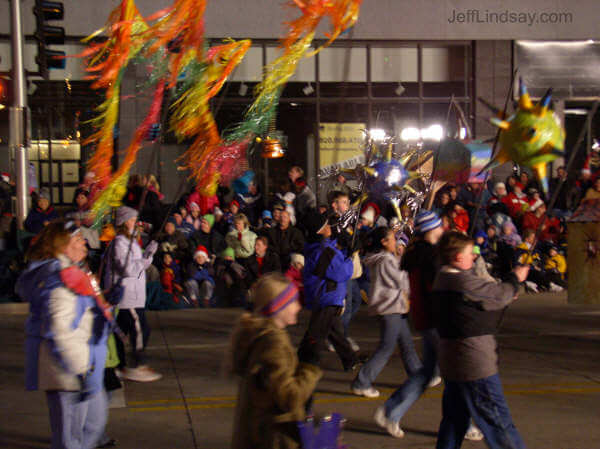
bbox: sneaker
[351,386,380,398]
[122,365,162,382]
[427,375,442,388]
[374,406,405,438]
[525,281,539,293]
[325,339,335,352]
[347,337,360,352]
[465,423,484,441]
[549,282,564,292]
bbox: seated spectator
[160,252,185,304]
[520,170,541,194]
[526,188,544,212]
[521,203,560,243]
[271,202,285,226]
[223,200,240,232]
[432,190,451,217]
[487,182,510,216]
[157,217,190,264]
[544,245,567,289]
[267,209,305,270]
[184,245,215,307]
[72,188,90,213]
[256,210,275,236]
[502,182,529,220]
[186,202,202,231]
[285,253,305,304]
[214,247,247,307]
[172,212,195,237]
[584,177,600,200]
[498,221,522,248]
[24,188,58,234]
[234,173,262,226]
[192,214,225,259]
[515,229,557,293]
[449,200,469,234]
[473,244,496,283]
[225,213,257,266]
[245,236,281,288]
[213,206,228,236]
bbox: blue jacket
[303,239,353,309]
[24,206,59,234]
[17,256,109,395]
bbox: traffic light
[33,1,66,79]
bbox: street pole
[9,0,29,229]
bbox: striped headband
[260,283,299,317]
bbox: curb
[0,302,28,314]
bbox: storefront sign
[318,123,366,176]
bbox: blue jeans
[385,328,439,422]
[342,279,362,336]
[46,389,108,449]
[352,314,422,390]
[436,374,526,449]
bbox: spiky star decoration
[482,78,565,194]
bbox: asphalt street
[1,291,599,449]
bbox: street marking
[126,383,600,413]
[145,343,230,351]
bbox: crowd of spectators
[1,160,599,305]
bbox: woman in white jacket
[104,206,161,382]
[351,227,422,404]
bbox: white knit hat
[290,253,304,267]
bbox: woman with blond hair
[18,220,110,449]
[229,273,321,449]
[226,213,257,267]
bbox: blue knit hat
[414,210,442,234]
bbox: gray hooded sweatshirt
[363,251,410,316]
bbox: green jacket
[226,228,257,259]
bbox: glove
[144,240,158,258]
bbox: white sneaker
[122,366,162,382]
[549,282,564,292]
[325,339,335,352]
[427,375,442,388]
[347,337,360,352]
[351,386,380,398]
[525,281,539,293]
[374,406,405,438]
[465,423,484,441]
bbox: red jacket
[502,192,529,218]
[452,209,470,233]
[521,212,560,242]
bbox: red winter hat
[514,182,524,190]
[194,245,209,261]
[230,200,240,209]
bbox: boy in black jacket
[433,231,529,449]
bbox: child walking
[433,231,529,449]
[351,227,420,400]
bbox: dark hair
[438,231,474,265]
[332,190,350,201]
[522,228,536,240]
[366,226,393,253]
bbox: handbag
[298,413,345,449]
